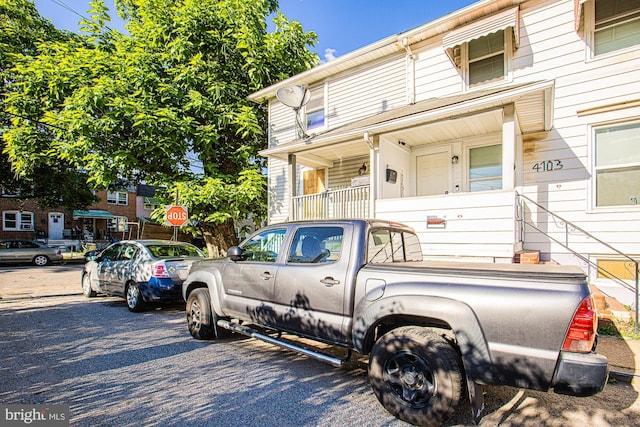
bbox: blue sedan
[81,240,206,312]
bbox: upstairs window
[594,122,640,207]
[107,191,128,205]
[468,30,506,86]
[593,0,640,56]
[443,7,518,88]
[305,85,325,131]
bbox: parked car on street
[82,240,206,311]
[0,240,63,266]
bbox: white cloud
[323,48,337,62]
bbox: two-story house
[249,0,640,306]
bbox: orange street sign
[166,205,188,227]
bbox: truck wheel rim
[383,351,435,408]
[189,300,201,329]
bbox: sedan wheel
[82,274,96,297]
[32,255,50,266]
[126,282,145,312]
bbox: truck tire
[186,288,231,340]
[368,326,463,427]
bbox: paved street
[1,264,639,426]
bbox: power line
[49,0,88,22]
[44,0,118,33]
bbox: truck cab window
[240,229,286,262]
[287,227,343,264]
[368,230,423,263]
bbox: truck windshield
[368,230,422,263]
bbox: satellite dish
[276,86,310,110]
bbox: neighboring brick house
[0,188,137,242]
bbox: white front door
[416,151,450,196]
[48,212,64,240]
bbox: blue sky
[33,0,478,61]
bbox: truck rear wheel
[368,326,463,426]
[186,288,231,340]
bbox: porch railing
[292,186,369,220]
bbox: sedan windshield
[147,244,204,259]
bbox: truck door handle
[260,272,274,280]
[320,277,340,286]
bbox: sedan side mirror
[227,246,244,262]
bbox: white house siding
[413,41,465,100]
[268,100,297,147]
[327,156,369,190]
[511,1,640,277]
[328,56,407,128]
[376,190,516,261]
[267,157,290,224]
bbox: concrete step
[591,285,633,322]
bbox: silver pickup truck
[182,219,608,426]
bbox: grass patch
[598,318,640,340]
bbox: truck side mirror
[227,246,244,262]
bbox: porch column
[502,104,516,189]
[288,154,297,221]
[367,134,380,218]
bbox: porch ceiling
[261,80,554,168]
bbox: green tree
[0,0,98,209]
[3,0,317,254]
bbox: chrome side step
[216,319,346,367]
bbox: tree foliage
[2,0,318,252]
[0,0,98,209]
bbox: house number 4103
[532,160,563,172]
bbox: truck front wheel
[368,326,463,426]
[186,288,231,340]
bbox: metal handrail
[516,192,639,332]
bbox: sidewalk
[598,335,640,384]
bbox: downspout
[402,37,416,105]
[364,132,378,218]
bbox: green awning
[143,197,160,205]
[73,210,115,219]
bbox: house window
[469,144,502,192]
[107,191,128,205]
[305,86,325,131]
[594,122,640,207]
[143,197,159,211]
[467,30,506,86]
[593,0,640,56]
[3,211,34,231]
[108,216,128,232]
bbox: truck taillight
[562,296,597,353]
[151,262,170,278]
